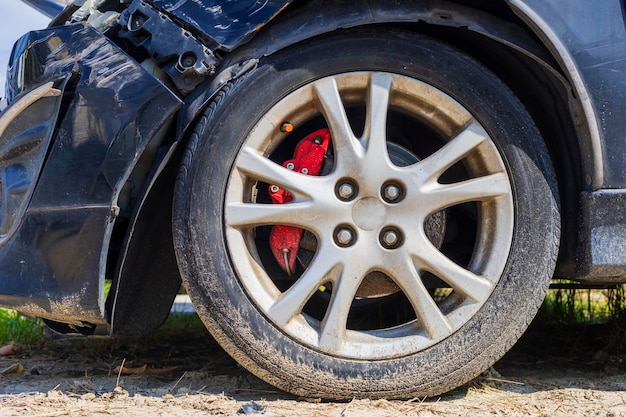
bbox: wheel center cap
[352,197,386,231]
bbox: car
[0,0,624,399]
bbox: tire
[173,30,560,399]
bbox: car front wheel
[173,30,560,399]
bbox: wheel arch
[178,0,591,278]
[109,0,598,333]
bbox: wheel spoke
[422,172,510,210]
[226,201,319,229]
[363,73,393,158]
[417,123,488,181]
[318,264,364,351]
[391,257,452,339]
[412,241,493,302]
[268,245,342,326]
[313,78,363,167]
[235,147,319,199]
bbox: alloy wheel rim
[224,72,514,360]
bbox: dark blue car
[0,0,624,398]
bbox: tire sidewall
[174,31,559,398]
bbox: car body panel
[0,23,182,325]
[147,0,293,51]
[511,0,626,190]
[511,0,626,278]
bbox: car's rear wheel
[173,31,560,398]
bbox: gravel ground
[1,319,624,417]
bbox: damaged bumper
[0,23,181,326]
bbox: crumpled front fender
[0,23,182,327]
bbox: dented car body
[0,0,625,398]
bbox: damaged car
[1,0,625,398]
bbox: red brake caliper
[268,128,331,275]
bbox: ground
[1,318,625,417]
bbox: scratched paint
[148,0,291,49]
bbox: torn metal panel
[119,0,220,93]
[147,0,293,51]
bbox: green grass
[538,282,626,325]
[0,308,45,347]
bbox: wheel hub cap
[352,197,386,231]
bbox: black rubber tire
[173,30,560,399]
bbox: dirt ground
[1,319,625,417]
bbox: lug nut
[335,228,354,247]
[380,228,403,249]
[383,230,398,246]
[335,180,359,201]
[383,184,401,202]
[337,182,355,200]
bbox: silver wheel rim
[224,72,514,360]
